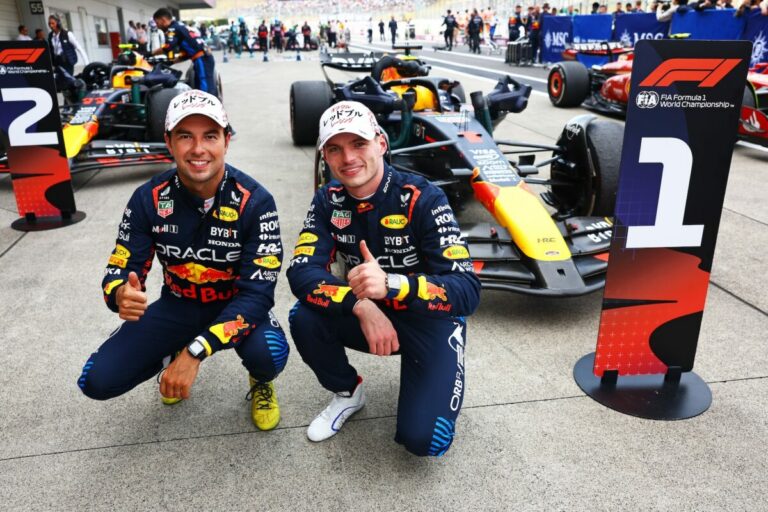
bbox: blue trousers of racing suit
[192,53,218,97]
[289,302,466,457]
[78,294,288,400]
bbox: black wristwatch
[187,337,207,361]
[386,273,403,299]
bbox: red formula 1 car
[547,42,633,117]
[547,44,768,148]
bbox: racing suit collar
[359,164,394,208]
[171,165,230,214]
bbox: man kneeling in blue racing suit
[78,90,288,431]
[287,101,481,456]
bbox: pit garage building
[1,0,214,62]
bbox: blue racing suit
[287,164,481,456]
[79,165,288,400]
[162,20,218,96]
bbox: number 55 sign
[574,40,750,419]
[0,41,84,231]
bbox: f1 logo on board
[0,49,45,64]
[639,58,741,88]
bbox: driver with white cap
[287,101,481,456]
[78,90,289,432]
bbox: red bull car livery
[289,45,624,296]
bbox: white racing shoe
[307,376,366,442]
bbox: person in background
[148,20,165,54]
[127,20,138,45]
[47,14,89,76]
[389,16,398,46]
[467,8,483,54]
[302,20,313,49]
[257,20,269,54]
[239,17,253,58]
[34,28,46,41]
[442,9,458,50]
[17,25,32,41]
[509,5,523,41]
[136,23,148,55]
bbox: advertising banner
[592,40,750,378]
[0,40,81,229]
[741,10,768,66]
[670,10,746,40]
[614,13,670,47]
[572,14,613,44]
[540,15,573,63]
[571,14,613,66]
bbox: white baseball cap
[165,90,229,132]
[318,101,381,149]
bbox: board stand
[11,210,86,232]
[573,352,711,420]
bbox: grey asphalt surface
[0,48,766,511]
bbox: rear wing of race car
[320,52,382,72]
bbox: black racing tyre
[551,119,623,216]
[147,88,182,142]
[585,120,623,216]
[548,61,590,108]
[184,66,194,87]
[81,62,110,89]
[290,80,334,146]
[184,67,223,101]
[314,150,330,190]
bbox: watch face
[188,340,205,357]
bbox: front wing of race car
[463,217,611,296]
[69,140,172,173]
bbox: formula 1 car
[55,49,190,174]
[1,45,224,174]
[547,45,768,147]
[288,45,624,297]
[547,42,633,117]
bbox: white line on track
[426,64,548,97]
[350,43,548,84]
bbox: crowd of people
[437,0,768,61]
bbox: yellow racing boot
[247,376,280,431]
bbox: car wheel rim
[550,71,563,98]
